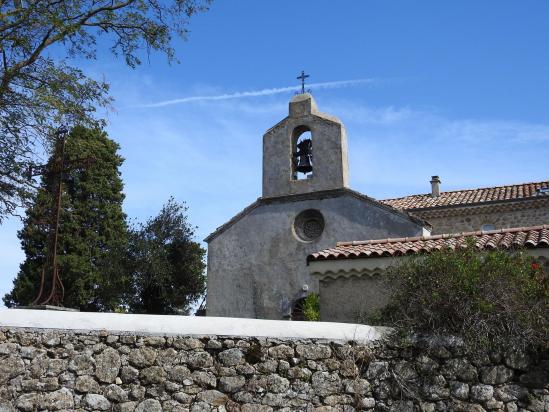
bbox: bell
[295,139,313,174]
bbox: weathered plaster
[262,94,349,198]
[206,193,424,320]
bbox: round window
[294,209,325,242]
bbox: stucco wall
[311,256,399,325]
[206,193,424,320]
[0,326,546,412]
[415,202,549,235]
[318,276,390,324]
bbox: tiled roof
[308,225,549,262]
[380,181,549,210]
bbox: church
[205,93,429,320]
[205,92,549,321]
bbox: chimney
[430,175,441,197]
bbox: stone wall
[415,202,549,235]
[0,327,546,412]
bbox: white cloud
[327,101,549,145]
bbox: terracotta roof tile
[308,225,549,262]
[381,181,549,210]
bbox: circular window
[294,209,325,242]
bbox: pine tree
[3,126,127,310]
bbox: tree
[3,126,127,310]
[0,0,210,222]
[122,199,206,314]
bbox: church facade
[205,94,428,320]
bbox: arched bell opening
[291,126,313,180]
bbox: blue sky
[1,0,549,303]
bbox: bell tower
[262,93,349,198]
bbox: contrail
[136,78,376,108]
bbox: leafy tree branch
[0,0,210,222]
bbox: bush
[380,239,548,352]
[303,293,320,321]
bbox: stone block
[470,384,493,402]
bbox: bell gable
[262,93,349,198]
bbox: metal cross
[28,126,94,307]
[297,70,310,94]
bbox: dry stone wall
[0,327,547,412]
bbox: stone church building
[205,94,429,320]
[205,92,549,321]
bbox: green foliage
[379,239,549,352]
[0,0,210,222]
[3,126,205,314]
[3,126,127,310]
[117,198,206,314]
[303,293,320,321]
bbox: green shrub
[380,239,548,352]
[303,293,320,321]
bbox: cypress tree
[3,126,127,310]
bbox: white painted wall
[0,309,389,344]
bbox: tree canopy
[120,199,206,314]
[4,126,207,313]
[0,0,210,222]
[3,126,127,310]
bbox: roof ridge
[335,224,549,247]
[204,187,432,243]
[342,188,430,228]
[381,179,549,202]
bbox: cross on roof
[297,70,310,94]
